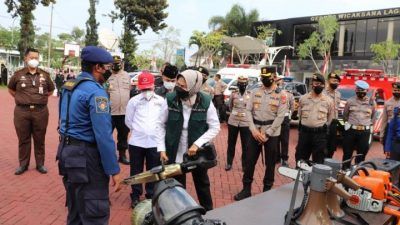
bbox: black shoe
[225,164,232,171]
[281,159,289,167]
[131,199,140,209]
[15,166,28,175]
[263,185,272,192]
[234,189,251,201]
[119,156,130,165]
[36,166,48,174]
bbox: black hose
[349,166,370,178]
[358,161,378,170]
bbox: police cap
[355,80,369,90]
[328,72,341,82]
[261,66,277,77]
[237,75,248,83]
[163,64,179,79]
[312,73,325,83]
[112,55,122,63]
[197,66,209,76]
[81,46,113,64]
[392,81,400,89]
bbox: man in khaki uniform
[234,66,287,201]
[323,72,342,158]
[8,48,55,175]
[380,82,400,153]
[213,74,228,122]
[295,73,334,164]
[342,80,375,168]
[225,76,251,171]
[106,55,131,165]
[197,66,214,96]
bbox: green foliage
[200,31,224,56]
[256,24,282,46]
[5,0,56,59]
[119,19,138,63]
[130,50,153,70]
[71,27,85,44]
[189,30,206,49]
[0,26,20,50]
[175,56,185,70]
[208,4,259,36]
[370,40,400,74]
[58,33,73,42]
[85,0,99,46]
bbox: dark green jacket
[165,91,211,163]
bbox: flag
[285,59,291,77]
[321,54,330,75]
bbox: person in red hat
[124,71,164,208]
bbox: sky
[0,0,399,62]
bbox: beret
[328,72,341,82]
[355,80,369,90]
[81,46,113,64]
[197,66,209,76]
[312,73,325,83]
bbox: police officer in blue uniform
[57,46,122,225]
[385,106,400,161]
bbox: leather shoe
[119,156,130,165]
[234,189,251,201]
[36,166,48,174]
[131,199,140,209]
[281,159,289,167]
[263,185,272,192]
[15,166,28,175]
[225,164,232,171]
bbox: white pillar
[387,20,394,41]
[338,24,345,57]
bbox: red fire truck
[337,69,400,145]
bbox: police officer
[157,69,220,211]
[385,106,400,160]
[380,82,400,150]
[57,46,122,225]
[8,47,55,175]
[295,74,334,164]
[106,55,131,165]
[323,72,341,158]
[197,66,214,96]
[225,75,251,171]
[234,66,287,201]
[213,74,228,122]
[155,64,179,98]
[275,75,294,166]
[342,80,375,168]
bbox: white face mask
[163,81,176,90]
[142,90,154,100]
[27,59,39,68]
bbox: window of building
[365,19,378,56]
[331,30,339,56]
[393,19,400,43]
[377,18,389,43]
[355,20,367,56]
[292,24,317,56]
[343,22,356,56]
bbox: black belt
[61,136,97,148]
[300,125,327,133]
[17,104,47,109]
[253,119,274,126]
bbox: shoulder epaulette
[62,78,93,91]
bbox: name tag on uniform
[39,86,44,94]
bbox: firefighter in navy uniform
[295,74,334,164]
[225,75,251,171]
[380,82,400,151]
[234,66,287,201]
[385,106,400,160]
[57,46,122,225]
[323,72,341,158]
[342,80,375,168]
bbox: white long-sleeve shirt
[156,99,220,163]
[125,93,164,148]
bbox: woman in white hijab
[156,69,220,211]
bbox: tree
[85,0,99,46]
[0,26,20,50]
[110,0,168,59]
[5,0,55,59]
[199,31,224,68]
[208,4,259,36]
[297,16,339,75]
[58,33,73,43]
[189,30,206,66]
[371,40,400,75]
[71,27,85,45]
[153,26,181,63]
[130,50,156,70]
[256,24,282,46]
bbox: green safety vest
[165,91,211,163]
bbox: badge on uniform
[95,97,109,113]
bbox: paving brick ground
[0,88,385,225]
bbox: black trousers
[226,124,250,168]
[174,167,213,211]
[277,116,290,161]
[327,119,338,158]
[243,135,278,189]
[112,115,129,154]
[213,95,226,122]
[342,129,370,168]
[295,129,327,164]
[129,145,160,201]
[390,141,400,161]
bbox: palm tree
[208,4,259,36]
[189,30,206,66]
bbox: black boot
[234,184,251,201]
[263,185,272,192]
[118,151,130,165]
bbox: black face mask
[261,77,273,87]
[176,86,190,100]
[329,83,338,90]
[202,76,208,84]
[356,92,367,99]
[103,70,112,81]
[393,93,400,99]
[238,83,247,93]
[112,64,121,72]
[313,85,324,94]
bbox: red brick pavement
[0,88,385,225]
